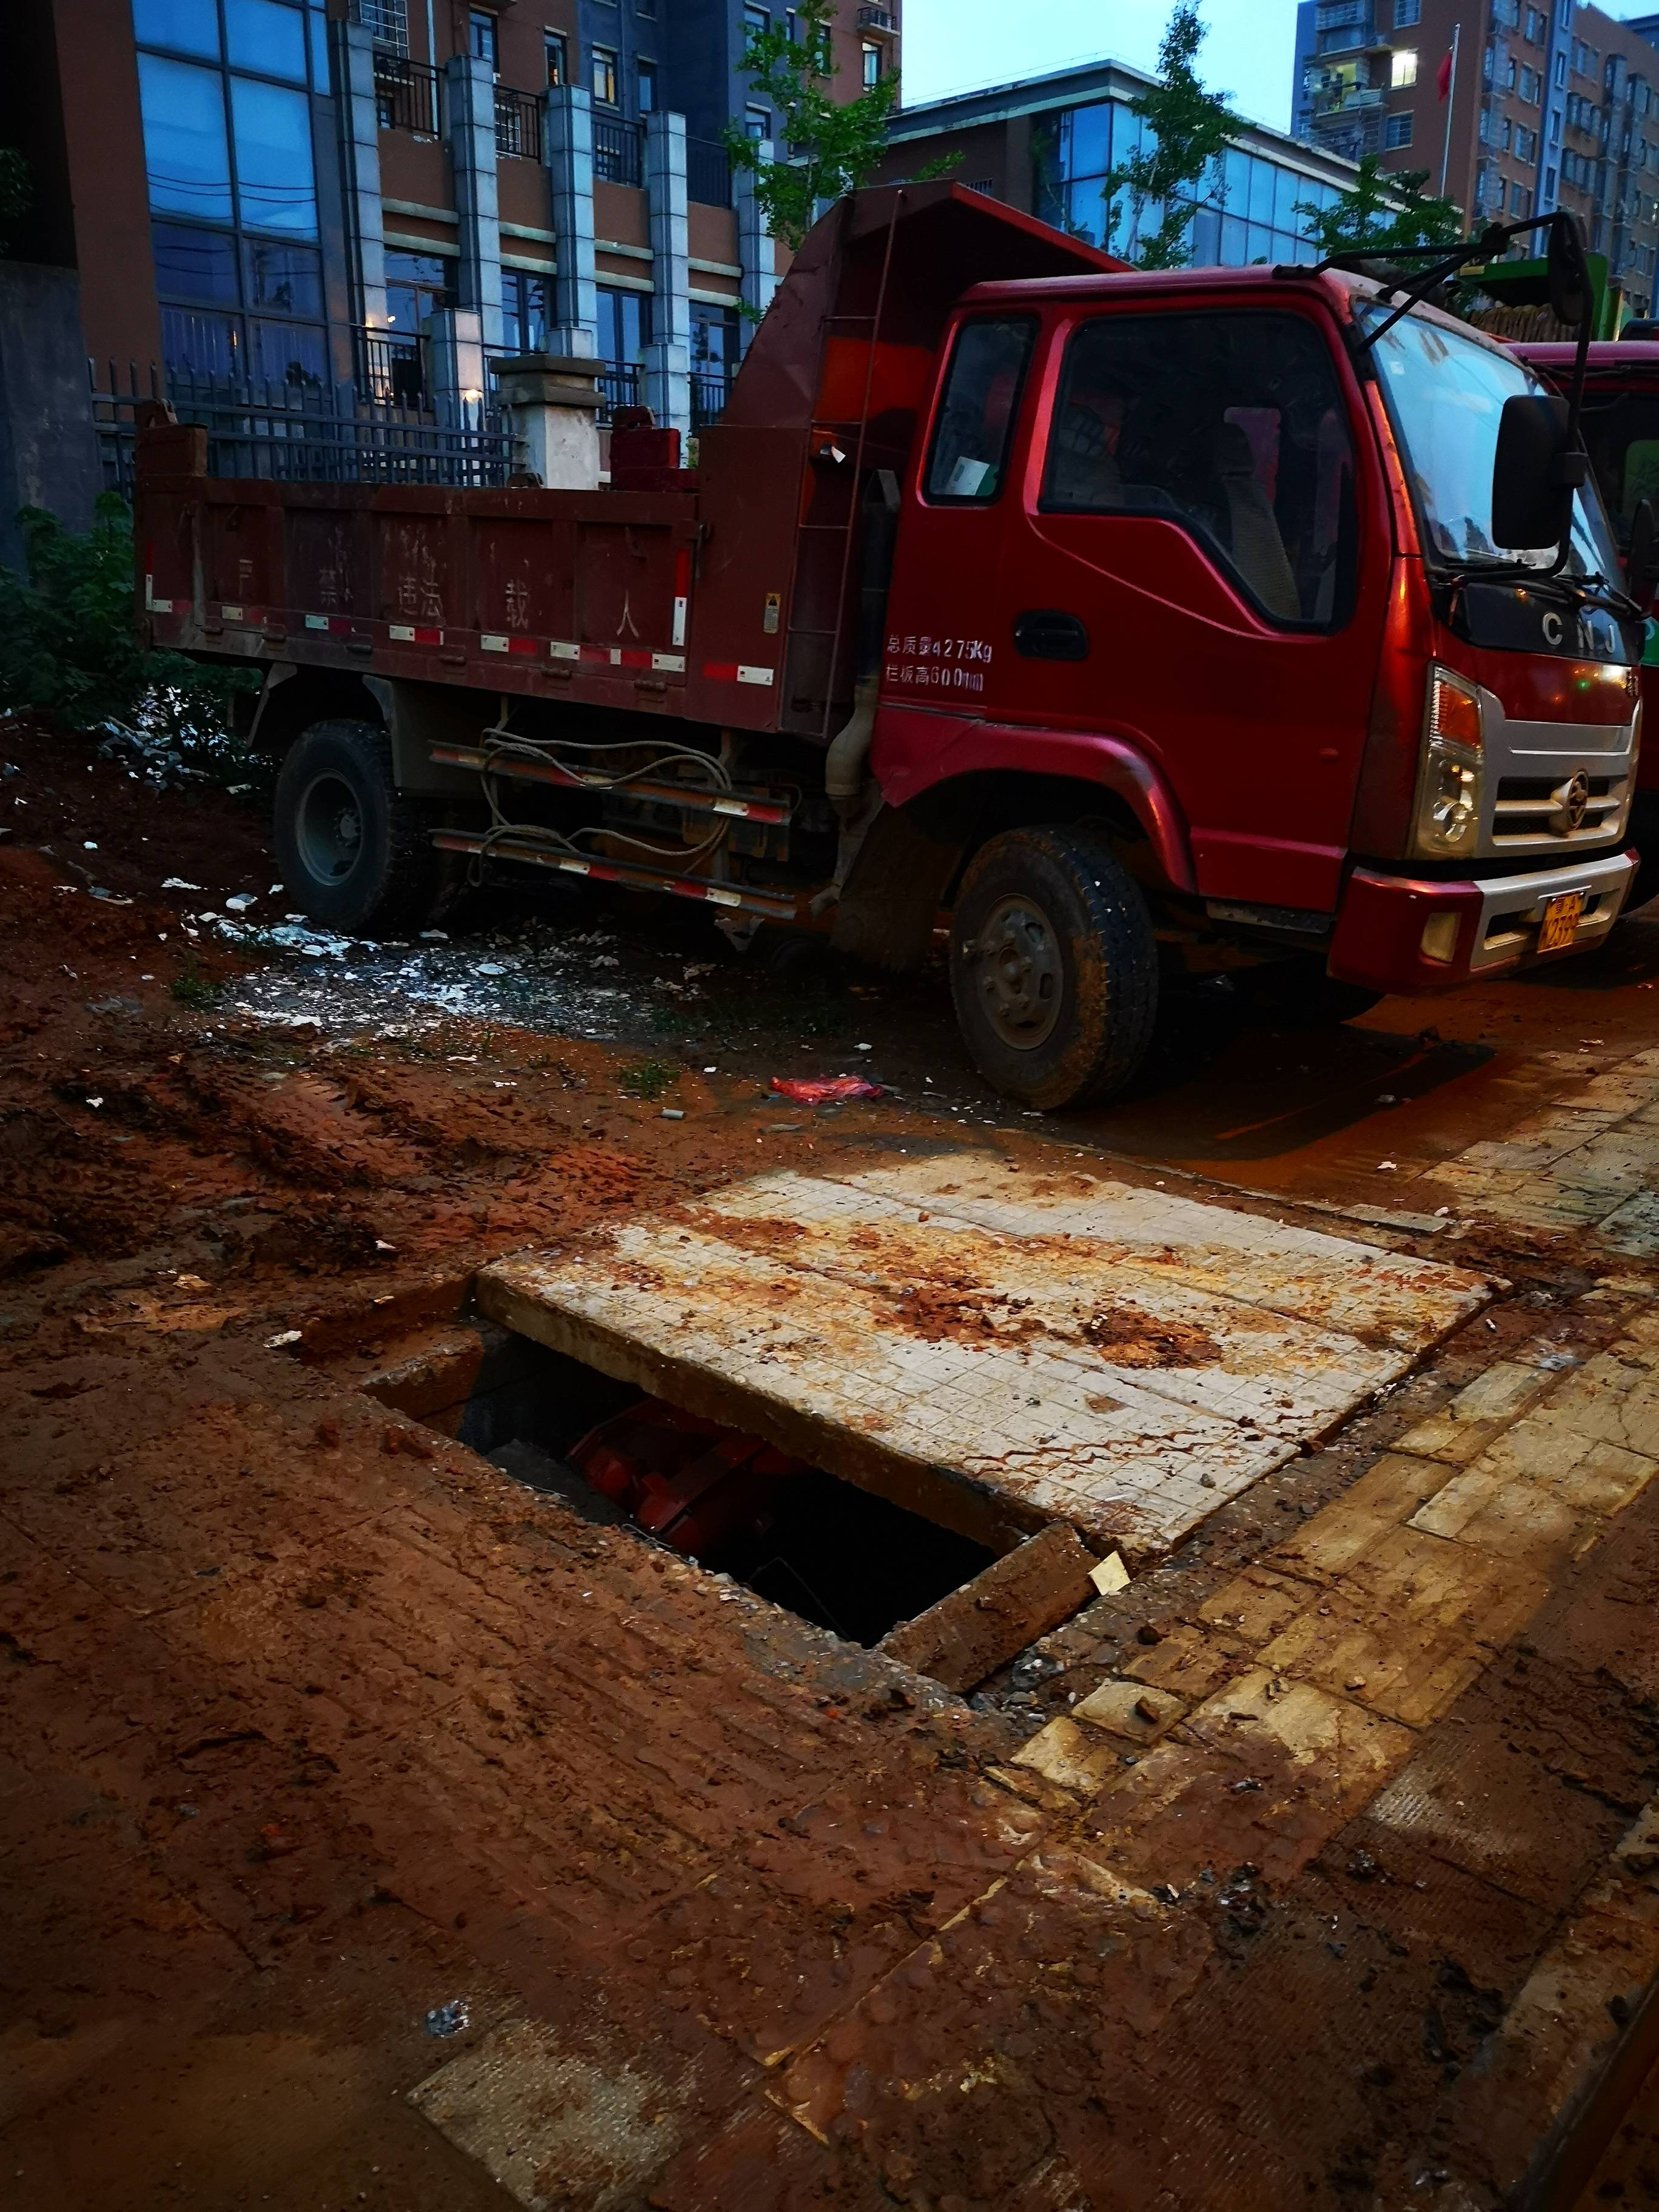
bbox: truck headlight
[1412,667,1485,858]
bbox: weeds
[619,1059,676,1101]
[170,962,221,1009]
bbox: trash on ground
[769,1076,883,1105]
[1089,1551,1131,1597]
[424,1999,471,2038]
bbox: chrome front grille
[1492,769,1631,848]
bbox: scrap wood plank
[477,1159,1491,1563]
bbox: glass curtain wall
[1033,101,1344,267]
[134,0,332,390]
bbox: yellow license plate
[1538,891,1586,952]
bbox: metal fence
[594,114,644,186]
[686,137,732,207]
[374,51,440,135]
[91,359,512,495]
[357,328,426,408]
[495,87,543,161]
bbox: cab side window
[1041,311,1358,628]
[924,317,1037,504]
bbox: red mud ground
[4,713,1659,2209]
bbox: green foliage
[1296,156,1464,258]
[618,1059,677,1101]
[170,960,222,1009]
[1104,4,1241,270]
[0,149,28,255]
[725,0,902,250]
[0,497,258,775]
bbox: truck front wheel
[949,828,1158,1110]
[272,719,449,936]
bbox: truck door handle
[1014,609,1090,661]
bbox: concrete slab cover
[478,1158,1490,1560]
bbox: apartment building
[876,59,1367,269]
[1293,0,1659,315]
[4,0,898,441]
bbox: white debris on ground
[207,912,640,1041]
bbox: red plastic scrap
[769,1076,883,1104]
[568,1397,810,1560]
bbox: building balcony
[858,5,899,34]
[374,50,441,136]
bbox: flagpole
[1439,22,1461,196]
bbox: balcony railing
[690,370,731,432]
[857,4,897,30]
[594,113,645,186]
[597,361,641,422]
[375,51,440,135]
[358,329,426,409]
[687,136,732,207]
[495,86,543,161]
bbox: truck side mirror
[1547,212,1590,331]
[1629,496,1659,606]
[1492,393,1574,550]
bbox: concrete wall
[0,262,104,572]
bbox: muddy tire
[1232,957,1381,1029]
[949,828,1158,1110]
[272,719,448,936]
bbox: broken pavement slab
[478,1160,1490,1563]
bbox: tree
[1102,4,1240,270]
[1296,155,1464,258]
[725,0,902,251]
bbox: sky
[900,0,1659,138]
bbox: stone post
[489,354,604,488]
[426,307,488,429]
[642,110,691,437]
[545,85,599,357]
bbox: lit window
[1392,48,1417,89]
[592,45,618,106]
[545,33,567,87]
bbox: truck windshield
[1364,307,1620,583]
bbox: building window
[743,2,770,41]
[1393,0,1420,22]
[1511,180,1532,215]
[1546,163,1558,198]
[597,284,652,364]
[134,0,221,60]
[230,76,318,236]
[690,301,739,424]
[383,248,455,340]
[592,45,618,106]
[1391,48,1417,89]
[1385,112,1415,148]
[357,0,408,53]
[862,40,880,89]
[925,317,1035,503]
[745,103,770,139]
[637,57,657,110]
[227,0,308,84]
[501,268,549,354]
[138,55,235,225]
[469,10,498,69]
[1517,126,1537,161]
[545,33,568,86]
[1525,7,1542,39]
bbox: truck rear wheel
[949,828,1158,1110]
[272,719,449,936]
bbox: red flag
[1437,47,1454,98]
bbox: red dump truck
[1513,337,1659,911]
[135,184,1646,1110]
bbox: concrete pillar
[642,110,691,437]
[337,21,388,370]
[545,86,598,357]
[446,53,503,353]
[491,354,604,487]
[735,141,780,349]
[426,307,487,429]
